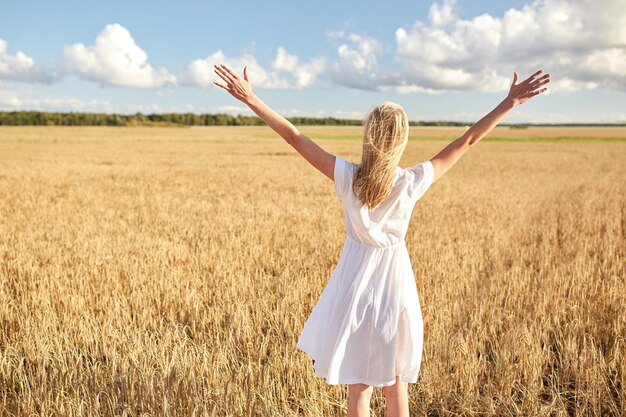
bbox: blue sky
[1,0,625,123]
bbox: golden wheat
[0,126,624,416]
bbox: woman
[213,63,549,417]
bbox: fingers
[214,81,240,99]
[214,64,236,85]
[529,75,550,90]
[512,69,544,87]
[213,63,251,98]
[214,64,236,84]
[213,81,229,91]
[529,88,547,98]
[521,69,544,86]
[213,69,232,88]
[521,87,548,99]
[219,63,241,81]
[213,69,236,94]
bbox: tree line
[0,111,473,127]
[0,111,362,126]
[0,111,622,127]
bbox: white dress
[296,155,435,388]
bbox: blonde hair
[353,101,409,210]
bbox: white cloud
[339,34,381,72]
[325,0,626,93]
[185,47,326,90]
[393,84,444,95]
[0,39,57,83]
[428,0,457,27]
[3,1,623,101]
[214,104,254,114]
[185,50,289,89]
[211,104,364,119]
[123,103,220,114]
[61,23,176,88]
[272,47,326,88]
[325,19,357,40]
[328,32,390,91]
[323,26,506,94]
[0,93,113,112]
[125,103,163,113]
[392,0,626,92]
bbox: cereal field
[0,126,625,416]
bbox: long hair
[353,101,409,210]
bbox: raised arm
[429,69,550,183]
[213,63,335,181]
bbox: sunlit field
[1,126,624,416]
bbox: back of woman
[293,152,436,390]
[335,155,434,248]
[213,62,550,416]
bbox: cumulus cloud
[185,50,288,89]
[212,104,363,119]
[214,104,254,114]
[326,0,626,93]
[185,47,326,90]
[328,32,391,91]
[394,0,626,92]
[62,23,176,88]
[0,39,57,83]
[271,47,326,88]
[428,0,457,27]
[5,0,624,98]
[0,93,113,112]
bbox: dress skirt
[296,235,425,387]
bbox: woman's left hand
[507,69,550,106]
[213,64,254,103]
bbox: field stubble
[0,126,625,416]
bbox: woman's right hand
[507,69,550,106]
[213,63,255,104]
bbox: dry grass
[0,126,624,416]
